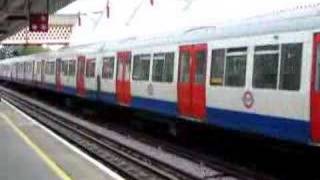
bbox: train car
[3,7,320,145]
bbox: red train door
[178,44,207,120]
[56,58,63,92]
[311,33,320,142]
[116,51,131,105]
[76,56,86,96]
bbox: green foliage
[19,45,50,55]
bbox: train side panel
[130,45,179,115]
[206,31,312,143]
[99,51,117,104]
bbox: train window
[45,62,49,74]
[61,60,68,75]
[133,54,150,81]
[23,63,26,75]
[210,49,225,86]
[37,62,41,74]
[86,59,96,78]
[253,45,279,89]
[195,51,207,84]
[50,62,55,75]
[224,47,247,87]
[152,52,174,82]
[102,57,115,79]
[45,62,55,75]
[124,60,131,81]
[279,43,302,90]
[68,60,76,76]
[24,63,28,74]
[29,63,33,73]
[45,62,49,75]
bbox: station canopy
[0,0,75,41]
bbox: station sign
[29,13,49,32]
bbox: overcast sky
[57,0,320,45]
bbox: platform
[0,99,124,180]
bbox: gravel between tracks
[1,87,239,180]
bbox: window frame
[68,60,76,77]
[210,47,248,87]
[85,58,96,78]
[251,43,303,91]
[61,60,69,76]
[132,54,151,81]
[252,44,280,89]
[152,52,175,83]
[278,43,303,91]
[210,49,226,86]
[36,61,41,74]
[45,61,55,75]
[102,56,115,80]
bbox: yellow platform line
[0,113,73,180]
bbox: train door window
[224,47,247,87]
[124,59,131,81]
[210,49,225,86]
[279,43,302,90]
[102,56,115,79]
[68,60,76,76]
[152,52,174,82]
[195,51,207,84]
[78,59,85,76]
[132,54,150,81]
[86,59,96,78]
[62,60,69,76]
[117,59,122,80]
[253,45,279,89]
[179,52,190,82]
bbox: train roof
[123,4,320,48]
[88,4,320,51]
[2,4,320,63]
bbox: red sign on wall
[29,13,49,32]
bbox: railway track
[0,86,275,180]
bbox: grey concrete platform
[0,101,123,180]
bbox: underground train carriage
[0,40,309,145]
[3,13,320,146]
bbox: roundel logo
[147,83,154,96]
[242,91,254,109]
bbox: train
[2,7,320,145]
